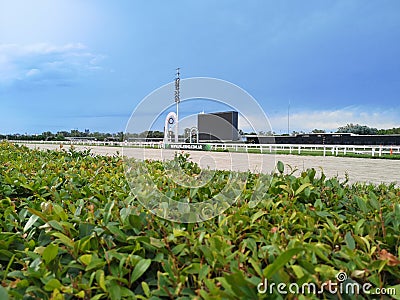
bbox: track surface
[22,143,400,186]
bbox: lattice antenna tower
[175,68,180,141]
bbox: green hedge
[0,142,399,299]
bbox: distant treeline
[0,130,125,142]
[0,130,167,142]
[337,124,400,135]
[1,125,399,141]
[377,127,400,135]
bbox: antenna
[288,98,290,135]
[174,68,180,142]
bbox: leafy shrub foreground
[0,142,399,299]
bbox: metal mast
[288,98,290,135]
[174,68,180,142]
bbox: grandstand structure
[245,132,400,145]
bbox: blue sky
[0,0,399,134]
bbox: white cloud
[0,43,104,88]
[26,69,40,77]
[268,107,400,133]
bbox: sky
[0,0,399,135]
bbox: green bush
[0,142,399,299]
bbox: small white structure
[164,112,178,143]
[190,127,199,143]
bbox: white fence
[8,140,400,157]
[213,143,400,157]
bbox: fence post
[298,146,301,155]
[323,146,326,157]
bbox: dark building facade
[198,111,239,142]
[245,133,400,145]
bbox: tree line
[1,125,400,141]
[0,130,124,142]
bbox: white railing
[206,143,400,157]
[7,140,400,157]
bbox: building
[245,133,400,145]
[198,111,239,142]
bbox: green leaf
[199,245,214,265]
[386,285,400,300]
[199,265,210,281]
[44,278,62,291]
[263,248,303,278]
[120,287,135,297]
[368,191,380,210]
[108,283,121,300]
[47,220,64,232]
[79,254,92,266]
[141,282,150,298]
[91,294,106,300]
[189,188,198,199]
[172,228,187,237]
[249,258,262,277]
[277,161,284,173]
[107,225,127,241]
[104,200,115,224]
[291,265,305,278]
[51,232,74,248]
[355,196,369,214]
[149,237,164,248]
[26,207,48,222]
[219,272,258,298]
[53,204,68,221]
[0,286,8,300]
[345,231,355,250]
[251,211,267,224]
[130,259,151,284]
[295,183,312,196]
[395,203,400,216]
[86,257,106,271]
[182,263,200,274]
[354,219,366,235]
[172,243,186,255]
[42,243,58,264]
[128,215,142,230]
[24,215,39,232]
[75,291,85,298]
[315,211,331,218]
[96,270,107,292]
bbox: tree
[337,123,378,135]
[184,128,191,139]
[291,131,299,136]
[377,127,400,135]
[116,132,124,141]
[311,129,326,133]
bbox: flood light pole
[288,98,290,135]
[174,68,180,142]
